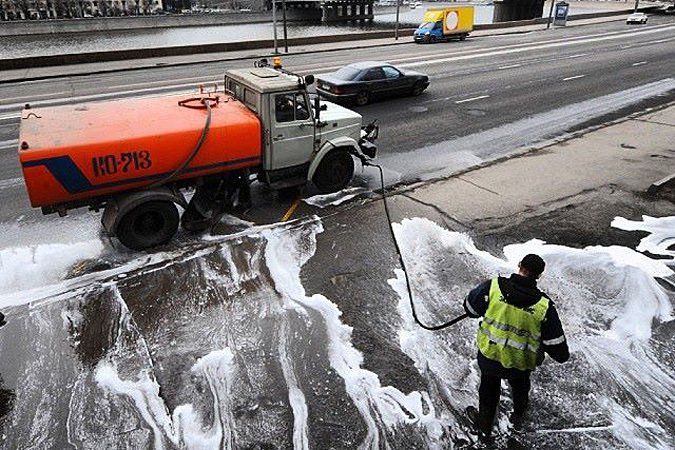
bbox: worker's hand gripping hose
[365,161,468,331]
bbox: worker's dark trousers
[478,372,531,430]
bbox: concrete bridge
[275,0,374,23]
[278,0,550,24]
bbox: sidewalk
[0,14,630,84]
[408,104,674,218]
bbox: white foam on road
[0,240,104,299]
[96,348,237,450]
[612,215,675,261]
[303,187,368,208]
[263,222,447,450]
[388,216,675,449]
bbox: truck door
[269,92,315,170]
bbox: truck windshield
[419,22,435,30]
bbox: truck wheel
[355,91,369,106]
[116,200,179,250]
[459,33,467,41]
[313,149,354,194]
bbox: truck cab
[223,64,376,192]
[414,21,444,43]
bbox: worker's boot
[510,411,526,430]
[465,406,493,437]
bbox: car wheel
[355,91,369,106]
[411,81,426,96]
[116,200,179,250]
[313,149,355,194]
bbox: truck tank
[18,93,262,209]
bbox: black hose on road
[367,161,469,331]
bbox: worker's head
[518,254,545,279]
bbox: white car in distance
[626,12,648,24]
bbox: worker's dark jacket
[464,274,569,378]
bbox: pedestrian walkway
[392,102,675,224]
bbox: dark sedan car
[316,61,429,106]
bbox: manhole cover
[409,106,428,113]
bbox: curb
[648,173,675,196]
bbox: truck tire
[116,200,179,250]
[313,149,354,194]
[459,33,467,41]
[355,91,369,106]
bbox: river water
[0,3,497,58]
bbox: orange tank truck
[19,94,261,209]
[16,61,379,251]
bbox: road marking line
[0,177,23,191]
[632,61,648,66]
[455,95,490,104]
[498,64,521,70]
[0,139,18,150]
[1,91,69,104]
[567,53,588,59]
[563,75,585,81]
[0,112,20,121]
[105,75,217,90]
[281,196,302,222]
[0,83,208,112]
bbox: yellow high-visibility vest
[477,278,549,370]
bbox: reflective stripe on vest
[477,278,549,370]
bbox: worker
[464,254,569,437]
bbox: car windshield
[332,67,362,81]
[419,22,435,30]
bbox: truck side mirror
[304,75,315,86]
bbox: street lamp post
[546,0,555,29]
[282,0,288,53]
[394,0,400,40]
[272,0,278,54]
